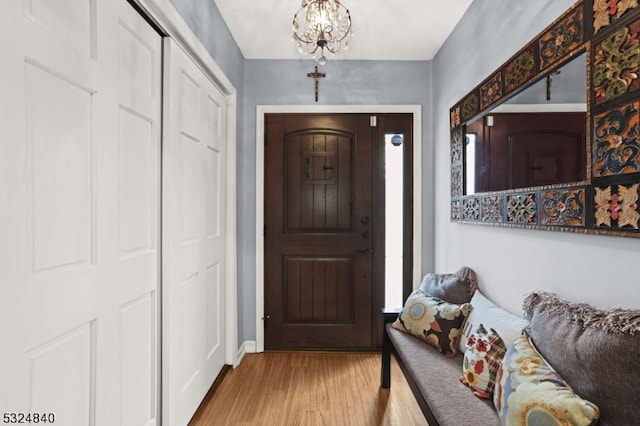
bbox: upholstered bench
[382,311,499,425]
[380,267,640,426]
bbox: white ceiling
[213,0,474,61]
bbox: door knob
[360,216,370,225]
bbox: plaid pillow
[460,324,506,399]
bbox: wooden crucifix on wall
[307,66,326,102]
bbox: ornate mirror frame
[450,0,640,237]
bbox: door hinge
[264,225,267,238]
[370,115,377,127]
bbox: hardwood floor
[189,351,427,426]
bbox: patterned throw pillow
[392,290,471,357]
[460,324,506,399]
[494,333,600,426]
[457,290,526,353]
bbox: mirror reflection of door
[263,113,412,349]
[466,111,586,193]
[463,52,587,194]
[507,125,585,189]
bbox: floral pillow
[494,333,600,426]
[460,324,506,399]
[392,290,471,357]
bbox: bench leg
[381,327,391,388]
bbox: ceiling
[213,0,474,61]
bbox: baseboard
[236,340,257,366]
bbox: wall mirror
[450,0,640,237]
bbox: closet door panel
[162,38,228,426]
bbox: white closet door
[162,38,228,426]
[0,1,161,425]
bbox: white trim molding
[255,104,423,352]
[236,340,257,366]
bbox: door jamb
[256,105,422,353]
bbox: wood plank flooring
[189,351,427,426]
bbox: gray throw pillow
[523,291,640,426]
[419,266,478,304]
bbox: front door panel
[265,114,373,348]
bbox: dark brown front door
[264,113,374,348]
[264,113,414,349]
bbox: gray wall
[432,0,576,114]
[242,59,432,342]
[432,0,640,313]
[168,0,244,89]
[168,0,433,346]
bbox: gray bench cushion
[388,324,499,425]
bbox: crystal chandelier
[292,0,353,65]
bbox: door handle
[355,247,372,255]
